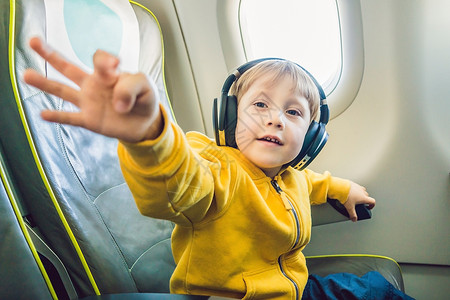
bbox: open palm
[24,37,163,143]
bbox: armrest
[311,199,372,226]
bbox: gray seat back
[1,0,176,297]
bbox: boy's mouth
[258,136,283,145]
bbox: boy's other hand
[23,37,163,143]
[344,182,376,222]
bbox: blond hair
[230,60,320,121]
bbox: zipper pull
[271,180,292,210]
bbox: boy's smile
[257,135,283,145]
[235,73,311,177]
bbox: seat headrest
[43,0,140,88]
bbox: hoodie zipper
[271,179,300,300]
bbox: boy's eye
[254,102,268,108]
[286,109,301,116]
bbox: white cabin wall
[171,0,229,138]
[137,0,236,137]
[304,0,449,263]
[135,0,206,133]
[304,0,450,298]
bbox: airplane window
[239,0,342,94]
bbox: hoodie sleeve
[117,105,232,226]
[303,169,351,206]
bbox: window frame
[217,0,364,119]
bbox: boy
[24,37,394,299]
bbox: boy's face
[235,73,311,177]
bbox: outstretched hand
[23,37,163,143]
[344,182,376,222]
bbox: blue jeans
[302,271,415,299]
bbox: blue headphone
[213,58,329,170]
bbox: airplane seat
[1,0,178,298]
[0,0,405,299]
[306,206,406,292]
[306,255,405,292]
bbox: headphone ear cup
[299,121,319,158]
[213,95,238,147]
[224,95,238,148]
[290,121,328,170]
[307,123,328,161]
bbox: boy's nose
[266,112,285,129]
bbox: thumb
[112,73,151,113]
[347,206,358,222]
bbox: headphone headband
[213,58,329,170]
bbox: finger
[41,110,84,127]
[367,197,376,209]
[348,207,357,222]
[93,49,120,86]
[24,69,79,106]
[29,37,87,86]
[112,73,151,113]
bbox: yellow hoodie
[118,107,351,299]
